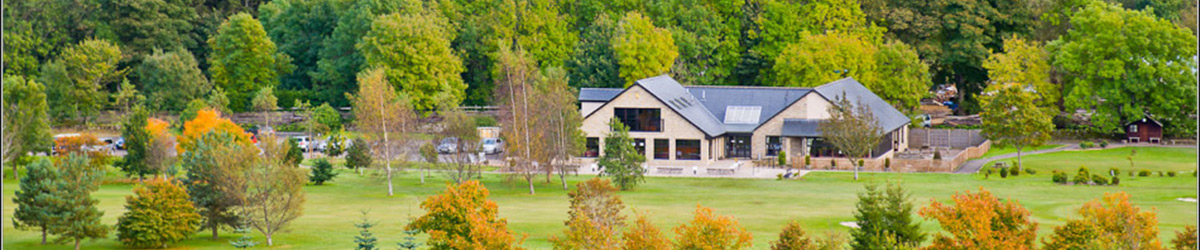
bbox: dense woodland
[3,0,1198,135]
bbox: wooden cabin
[1125,117,1163,143]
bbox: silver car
[481,138,503,154]
[437,137,459,154]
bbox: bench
[706,168,735,175]
[657,167,683,175]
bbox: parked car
[481,138,503,154]
[317,134,352,153]
[114,137,125,150]
[437,137,459,154]
[292,136,313,152]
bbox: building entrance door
[726,135,751,158]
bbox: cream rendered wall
[580,102,604,117]
[579,85,711,165]
[748,93,833,159]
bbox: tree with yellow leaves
[621,212,671,250]
[550,178,626,249]
[406,181,525,250]
[673,205,754,250]
[177,109,251,154]
[1044,192,1163,249]
[116,178,201,248]
[919,188,1039,250]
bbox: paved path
[954,143,1195,174]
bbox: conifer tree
[12,158,63,244]
[49,154,109,250]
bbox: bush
[309,158,339,185]
[1158,171,1164,177]
[1079,141,1094,149]
[857,159,864,167]
[1077,166,1090,177]
[1073,172,1091,184]
[830,159,837,169]
[312,103,343,132]
[1138,170,1151,177]
[1091,174,1108,185]
[1193,171,1197,177]
[116,179,202,248]
[1000,167,1009,178]
[884,158,891,170]
[473,115,498,127]
[1099,141,1108,148]
[1052,171,1068,184]
[778,151,788,167]
[1025,168,1037,175]
[985,169,993,179]
[933,151,942,160]
[345,138,373,172]
[1109,168,1120,177]
[804,155,811,168]
[1167,171,1176,177]
[776,173,784,180]
[1009,166,1020,176]
[1111,176,1120,185]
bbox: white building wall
[579,85,712,166]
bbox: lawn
[4,146,1196,250]
[979,143,1065,159]
[983,146,1197,173]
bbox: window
[1129,124,1138,133]
[633,139,646,156]
[654,139,670,160]
[614,108,662,132]
[584,137,599,157]
[766,136,782,156]
[676,139,701,160]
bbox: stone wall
[795,140,991,173]
[909,129,986,149]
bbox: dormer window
[614,108,662,132]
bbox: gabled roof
[812,78,911,133]
[577,76,909,137]
[781,119,823,137]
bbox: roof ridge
[684,85,813,90]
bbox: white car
[481,138,504,154]
[317,135,352,152]
[437,137,459,154]
[292,136,313,152]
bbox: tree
[12,158,63,244]
[745,0,884,86]
[258,0,349,93]
[673,205,754,250]
[818,94,882,180]
[40,39,124,123]
[354,211,379,250]
[52,134,113,167]
[145,118,176,179]
[612,12,677,87]
[178,109,251,154]
[438,106,482,185]
[241,133,308,246]
[111,79,145,114]
[207,12,294,112]
[312,103,343,132]
[979,83,1054,171]
[644,0,744,86]
[314,0,422,106]
[849,183,925,249]
[49,154,109,250]
[565,13,622,89]
[538,67,586,190]
[771,221,814,250]
[919,188,1039,250]
[206,87,232,114]
[1051,1,1198,136]
[1061,192,1163,249]
[309,158,339,185]
[96,0,199,61]
[180,130,257,240]
[494,43,542,195]
[349,68,414,196]
[550,178,627,249]
[358,12,466,113]
[872,41,931,111]
[982,36,1056,109]
[772,33,928,111]
[345,138,373,175]
[599,118,647,190]
[621,212,671,250]
[116,178,202,248]
[1042,220,1103,250]
[406,181,525,250]
[119,106,156,181]
[2,75,52,179]
[284,137,305,167]
[251,86,279,127]
[1172,225,1198,250]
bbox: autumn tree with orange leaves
[550,178,626,249]
[1044,192,1163,249]
[177,109,251,154]
[919,188,1039,250]
[621,213,671,250]
[673,205,754,250]
[406,181,525,250]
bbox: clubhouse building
[577,75,911,166]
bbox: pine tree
[49,154,109,250]
[284,137,304,167]
[397,228,422,250]
[12,158,63,244]
[345,138,373,175]
[850,183,925,249]
[599,118,646,190]
[354,211,378,250]
[309,158,339,185]
[116,178,202,248]
[118,105,155,181]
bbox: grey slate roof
[579,88,623,102]
[812,78,911,133]
[781,119,823,137]
[633,75,726,137]
[577,76,910,137]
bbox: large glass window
[614,108,662,132]
[584,137,599,157]
[767,136,782,156]
[633,138,645,156]
[676,139,701,160]
[654,139,670,160]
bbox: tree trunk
[559,167,568,190]
[41,227,47,244]
[1017,147,1023,172]
[853,158,860,180]
[527,175,535,195]
[12,165,18,180]
[386,160,393,196]
[266,233,274,246]
[212,226,219,240]
[74,238,81,250]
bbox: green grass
[4,147,1196,250]
[983,146,1196,173]
[979,144,1064,159]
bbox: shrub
[312,103,342,132]
[830,159,837,169]
[1000,167,1009,178]
[345,138,373,173]
[1079,141,1093,148]
[1193,171,1197,177]
[1073,172,1091,184]
[933,151,942,160]
[1111,176,1120,185]
[985,169,993,179]
[1077,166,1090,177]
[804,155,811,168]
[1167,171,1176,177]
[1138,170,1151,177]
[1099,141,1108,148]
[1109,168,1120,176]
[1025,168,1036,175]
[309,158,338,185]
[116,179,202,248]
[884,158,891,170]
[1052,171,1068,184]
[778,151,788,167]
[776,173,784,180]
[857,159,864,167]
[1091,174,1108,185]
[1009,166,1020,176]
[1158,171,1164,177]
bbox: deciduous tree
[979,83,1053,171]
[1172,225,1198,250]
[673,205,754,250]
[2,75,52,179]
[406,181,525,250]
[983,37,1056,109]
[550,178,626,249]
[612,12,677,87]
[207,13,294,112]
[180,130,257,240]
[438,106,482,184]
[96,0,199,61]
[116,178,202,248]
[494,43,542,194]
[40,39,124,123]
[314,0,421,106]
[537,67,586,189]
[241,133,308,246]
[621,212,671,250]
[251,86,279,127]
[349,68,414,196]
[259,0,349,93]
[565,13,622,89]
[358,12,466,113]
[599,119,646,190]
[770,221,814,250]
[178,109,251,154]
[919,188,1039,250]
[1070,192,1163,249]
[818,95,882,180]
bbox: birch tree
[818,94,883,180]
[538,67,585,190]
[494,42,541,195]
[241,133,307,246]
[438,106,481,184]
[350,68,414,196]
